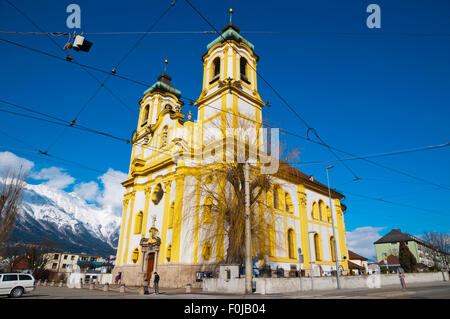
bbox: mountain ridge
[7,182,121,257]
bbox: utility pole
[308,231,315,291]
[244,161,252,294]
[298,248,303,291]
[326,165,341,289]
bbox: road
[2,281,449,299]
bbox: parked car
[0,273,35,298]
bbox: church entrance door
[147,252,155,280]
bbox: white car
[0,273,35,298]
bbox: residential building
[43,252,103,277]
[348,250,368,275]
[374,229,448,269]
[377,255,401,273]
[367,263,380,274]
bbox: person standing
[153,272,160,294]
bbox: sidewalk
[19,280,449,299]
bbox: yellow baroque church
[112,22,349,288]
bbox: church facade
[112,23,349,288]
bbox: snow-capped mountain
[9,183,122,256]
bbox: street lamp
[64,33,93,52]
[326,165,341,290]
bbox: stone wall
[203,271,449,294]
[157,264,218,288]
[112,263,219,288]
[112,264,141,286]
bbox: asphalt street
[1,281,449,299]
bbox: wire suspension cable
[183,0,360,179]
[2,36,448,190]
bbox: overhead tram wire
[281,142,450,166]
[5,30,450,37]
[0,37,151,87]
[48,0,176,152]
[0,108,129,144]
[337,189,450,217]
[183,0,360,180]
[4,0,138,116]
[4,133,447,220]
[3,98,447,179]
[0,98,176,159]
[5,0,139,152]
[112,0,178,71]
[2,37,449,191]
[0,131,125,179]
[2,100,450,211]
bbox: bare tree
[181,115,297,268]
[422,231,450,270]
[26,238,60,280]
[0,168,27,244]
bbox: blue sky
[0,0,449,258]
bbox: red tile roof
[377,255,400,265]
[348,250,368,261]
[278,161,345,199]
[348,260,365,270]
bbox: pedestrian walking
[153,272,160,294]
[115,272,122,285]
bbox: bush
[399,241,417,272]
[33,268,50,280]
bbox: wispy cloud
[346,226,385,260]
[31,166,75,190]
[96,168,128,216]
[0,151,34,174]
[73,181,99,202]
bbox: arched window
[131,248,139,264]
[240,57,248,82]
[287,228,295,259]
[168,201,175,229]
[166,244,172,262]
[319,200,326,221]
[141,105,149,126]
[152,184,164,205]
[330,236,336,262]
[273,185,282,210]
[201,241,212,261]
[311,202,319,220]
[161,126,168,148]
[134,211,143,235]
[285,192,294,213]
[266,189,273,208]
[211,57,220,82]
[326,206,332,223]
[203,196,213,224]
[268,223,275,257]
[313,233,321,261]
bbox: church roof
[279,160,345,199]
[143,72,181,98]
[206,23,255,51]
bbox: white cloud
[31,166,75,190]
[73,181,99,202]
[97,168,128,216]
[0,151,34,175]
[346,226,385,260]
